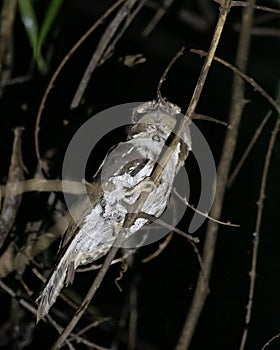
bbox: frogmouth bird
[36,100,192,321]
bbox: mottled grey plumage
[36,100,191,321]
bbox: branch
[239,119,280,350]
[191,50,280,115]
[175,0,256,348]
[0,127,25,249]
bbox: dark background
[0,0,280,349]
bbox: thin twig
[227,110,271,187]
[34,0,125,166]
[114,261,128,292]
[239,119,280,350]
[175,1,255,348]
[137,212,199,242]
[142,0,176,37]
[70,0,144,109]
[193,113,231,128]
[230,1,280,16]
[173,187,239,227]
[128,278,138,350]
[157,47,185,101]
[262,333,280,350]
[141,231,174,263]
[101,0,147,64]
[191,49,280,115]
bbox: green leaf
[36,0,64,64]
[37,0,64,49]
[17,0,44,70]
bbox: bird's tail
[36,241,76,322]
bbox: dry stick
[230,1,280,16]
[138,213,203,271]
[142,0,176,37]
[0,127,25,249]
[262,333,280,350]
[175,1,256,349]
[239,119,280,350]
[70,0,144,109]
[34,0,125,166]
[141,231,174,263]
[157,46,185,101]
[193,113,231,128]
[1,179,85,196]
[227,110,271,188]
[102,0,147,64]
[128,278,138,350]
[191,50,280,115]
[173,187,239,227]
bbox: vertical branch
[151,0,233,185]
[239,118,280,350]
[175,0,256,349]
[0,127,25,249]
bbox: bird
[36,99,192,321]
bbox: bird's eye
[152,134,161,142]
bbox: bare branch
[173,187,240,227]
[191,49,280,115]
[239,119,280,350]
[175,1,255,348]
[0,127,25,249]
